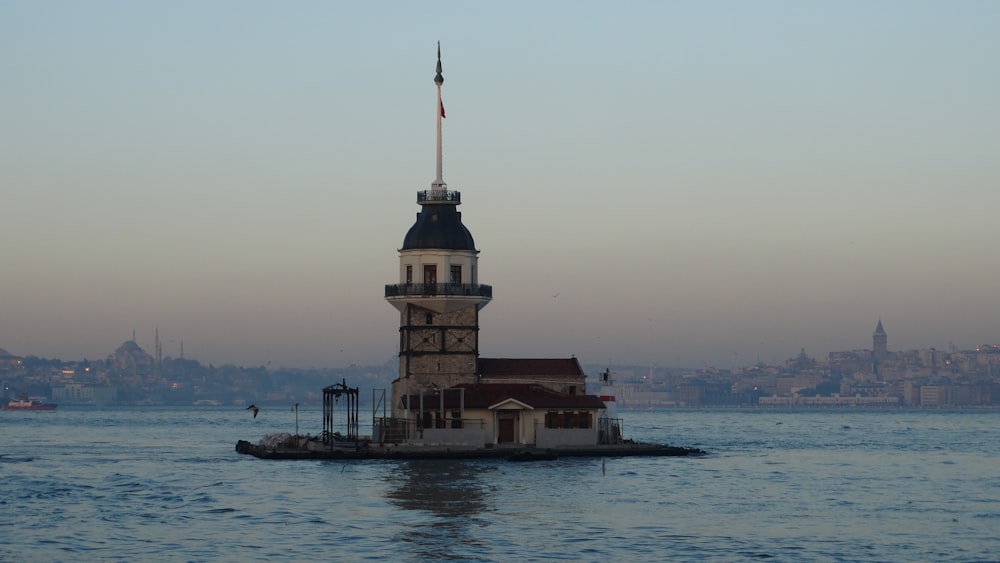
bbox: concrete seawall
[235,439,705,460]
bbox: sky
[2,1,999,370]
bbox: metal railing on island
[416,189,461,203]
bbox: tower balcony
[385,283,492,314]
[385,283,491,299]
[417,190,461,204]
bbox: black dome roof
[401,204,476,251]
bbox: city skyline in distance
[2,3,998,369]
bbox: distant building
[872,319,888,375]
[0,348,24,371]
[107,340,155,376]
[919,385,951,407]
[52,383,117,406]
[758,394,899,407]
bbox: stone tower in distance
[384,44,492,416]
[872,319,888,374]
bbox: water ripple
[2,408,1000,561]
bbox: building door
[498,417,516,443]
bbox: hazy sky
[2,1,998,369]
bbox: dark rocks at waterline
[235,439,705,461]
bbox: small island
[235,377,704,461]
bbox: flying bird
[247,404,259,419]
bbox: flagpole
[433,41,446,191]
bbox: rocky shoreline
[235,438,705,461]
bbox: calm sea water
[2,406,998,562]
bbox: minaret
[385,44,492,418]
[872,319,888,375]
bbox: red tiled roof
[478,358,584,378]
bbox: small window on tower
[425,313,433,325]
[405,265,413,284]
[450,265,462,285]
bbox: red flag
[440,100,446,118]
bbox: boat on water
[193,399,222,406]
[2,398,57,411]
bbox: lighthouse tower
[384,44,492,417]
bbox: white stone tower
[384,44,492,417]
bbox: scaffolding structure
[322,378,359,446]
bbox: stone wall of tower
[398,304,479,388]
[873,335,888,361]
[400,306,478,354]
[392,303,479,418]
[396,356,478,388]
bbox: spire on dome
[435,41,444,86]
[432,41,446,191]
[874,319,886,335]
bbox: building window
[545,410,560,429]
[405,265,413,284]
[568,385,576,396]
[450,265,462,284]
[425,313,433,325]
[545,410,595,429]
[423,265,437,285]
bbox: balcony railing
[385,283,492,299]
[417,189,461,203]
